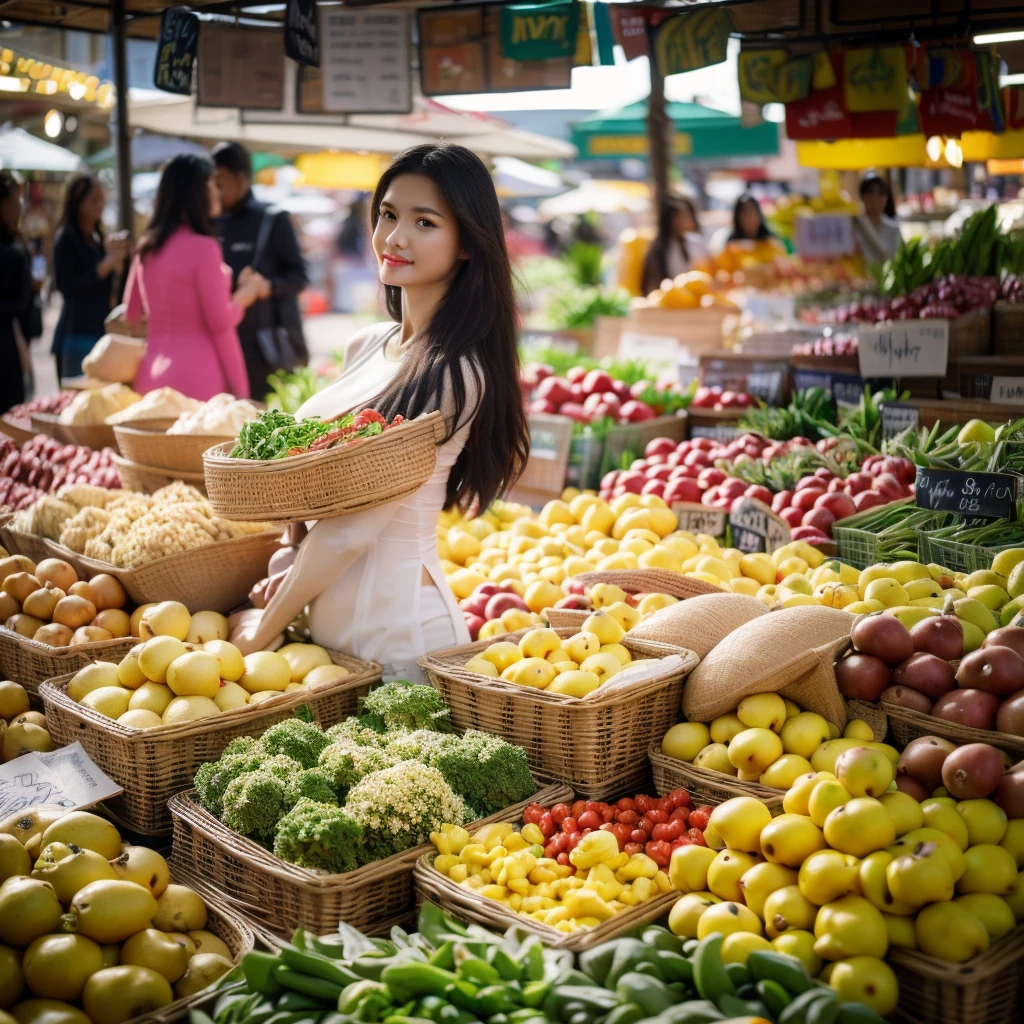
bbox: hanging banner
[418,6,487,96]
[919,87,981,137]
[197,24,285,110]
[285,0,319,67]
[500,1,578,62]
[611,5,652,62]
[1006,87,1024,131]
[843,46,907,112]
[776,56,813,103]
[785,85,852,140]
[487,6,573,92]
[652,7,731,78]
[975,54,1004,134]
[320,9,411,113]
[153,7,198,95]
[738,48,788,104]
[812,50,837,90]
[593,2,616,66]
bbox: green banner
[500,1,579,62]
[653,7,731,78]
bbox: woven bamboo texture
[0,630,136,699]
[168,781,572,940]
[115,419,233,476]
[0,416,37,445]
[0,526,60,565]
[648,742,784,814]
[112,453,208,495]
[203,412,446,522]
[889,924,1024,1024]
[40,651,380,834]
[545,608,589,630]
[882,701,1024,758]
[574,569,721,599]
[131,867,256,1024]
[414,850,678,951]
[994,301,1024,356]
[30,412,68,444]
[420,628,699,799]
[844,699,888,742]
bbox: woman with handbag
[123,155,268,400]
[0,170,32,414]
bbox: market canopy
[570,101,779,163]
[86,131,209,169]
[0,125,84,172]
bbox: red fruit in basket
[642,479,666,498]
[566,366,588,384]
[464,614,485,641]
[616,809,639,825]
[554,595,590,611]
[621,400,655,422]
[792,488,825,512]
[688,806,712,830]
[780,506,804,529]
[523,804,543,824]
[844,471,873,495]
[484,593,528,620]
[895,774,932,802]
[892,653,955,699]
[801,506,836,534]
[646,840,672,866]
[582,369,613,397]
[996,765,1024,819]
[956,646,1024,697]
[852,613,914,664]
[791,525,830,543]
[630,829,647,845]
[648,465,673,481]
[563,578,587,596]
[584,391,619,416]
[624,842,644,856]
[745,485,773,505]
[816,491,857,521]
[618,471,645,494]
[880,685,933,714]
[942,743,1007,800]
[686,828,707,847]
[530,398,558,415]
[897,735,957,791]
[874,473,907,500]
[854,489,888,512]
[577,810,601,830]
[911,616,964,660]
[698,467,726,489]
[772,490,793,513]
[932,689,1001,730]
[665,479,703,506]
[684,449,713,468]
[997,689,1024,737]
[460,593,490,618]
[667,789,692,809]
[646,437,677,458]
[983,626,1024,660]
[835,653,891,701]
[537,376,573,406]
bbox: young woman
[0,170,31,414]
[124,154,266,399]
[854,172,901,265]
[52,174,127,382]
[641,196,710,295]
[728,193,774,243]
[229,143,530,682]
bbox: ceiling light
[926,135,943,162]
[945,138,963,168]
[975,30,1024,45]
[0,76,27,92]
[44,109,63,138]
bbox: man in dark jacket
[212,141,309,401]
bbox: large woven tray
[882,701,1024,758]
[40,650,380,834]
[114,418,233,476]
[112,452,208,495]
[169,780,572,942]
[2,529,283,614]
[0,629,136,700]
[574,569,722,599]
[420,628,699,799]
[0,416,36,445]
[203,411,446,522]
[889,924,1024,1024]
[32,412,117,451]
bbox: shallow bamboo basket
[112,453,207,495]
[545,608,589,630]
[32,412,117,451]
[0,630,136,699]
[420,628,699,799]
[203,412,446,522]
[882,701,1024,758]
[0,416,36,445]
[114,418,233,476]
[648,742,784,814]
[889,925,1024,1024]
[169,781,571,941]
[40,651,380,834]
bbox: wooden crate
[510,413,574,506]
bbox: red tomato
[538,812,555,838]
[567,831,583,850]
[610,823,632,846]
[544,841,558,858]
[630,828,648,845]
[601,807,615,823]
[688,806,712,830]
[550,803,570,825]
[571,800,587,819]
[556,852,571,866]
[670,808,690,826]
[668,789,692,808]
[523,804,543,825]
[624,842,644,856]
[616,798,636,812]
[686,827,707,847]
[671,837,693,849]
[577,810,602,831]
[652,820,684,843]
[561,816,578,834]
[616,810,639,825]
[639,817,656,835]
[645,808,669,825]
[646,840,672,867]
[553,832,570,853]
[635,795,657,813]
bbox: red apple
[460,594,491,617]
[618,471,645,494]
[610,380,632,402]
[745,485,773,505]
[853,490,888,512]
[536,376,572,406]
[566,366,588,384]
[802,506,836,534]
[554,594,591,610]
[815,491,857,520]
[649,465,674,481]
[874,474,907,500]
[465,614,485,641]
[557,402,589,422]
[569,383,584,402]
[631,459,649,473]
[780,506,804,528]
[771,490,793,513]
[792,488,825,512]
[698,467,727,489]
[690,437,716,451]
[581,369,613,397]
[795,474,823,492]
[721,478,748,499]
[791,525,829,542]
[601,470,620,490]
[684,449,713,469]
[844,471,873,495]
[642,479,666,497]
[665,478,703,504]
[620,400,656,422]
[814,467,836,482]
[497,581,521,594]
[530,398,558,415]
[485,593,528,619]
[646,437,677,458]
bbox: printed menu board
[197,23,285,110]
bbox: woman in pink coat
[125,155,265,399]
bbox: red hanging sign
[1005,86,1024,131]
[919,87,981,137]
[785,85,852,140]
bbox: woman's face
[737,200,761,239]
[0,185,22,234]
[862,184,888,219]
[207,173,223,219]
[373,173,463,290]
[672,205,697,235]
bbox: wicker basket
[882,701,1024,758]
[0,526,61,565]
[40,651,380,834]
[844,699,888,743]
[62,421,118,451]
[0,416,37,445]
[30,412,68,444]
[415,849,677,952]
[112,453,208,495]
[203,412,446,523]
[0,630,136,700]
[420,628,699,799]
[114,419,233,476]
[169,781,572,941]
[648,742,784,814]
[889,925,1024,1024]
[545,608,589,630]
[575,569,721,599]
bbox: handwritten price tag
[915,468,1020,520]
[690,424,741,442]
[671,502,727,538]
[795,213,855,258]
[858,320,949,378]
[729,496,791,554]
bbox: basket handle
[575,569,721,599]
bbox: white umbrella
[538,179,650,220]
[0,126,83,173]
[493,156,566,198]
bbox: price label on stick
[671,502,727,539]
[729,496,791,554]
[915,468,1020,520]
[858,320,949,378]
[881,402,919,438]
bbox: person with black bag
[212,142,309,401]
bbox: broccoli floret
[221,771,287,840]
[431,731,535,817]
[324,718,385,748]
[346,761,467,861]
[194,751,265,817]
[284,768,339,810]
[273,800,363,874]
[221,736,261,758]
[259,720,331,768]
[360,682,450,734]
[318,743,397,795]
[259,754,305,782]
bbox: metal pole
[110,0,133,235]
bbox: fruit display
[0,809,236,1023]
[632,270,741,313]
[0,554,134,649]
[792,332,859,358]
[768,188,861,242]
[10,482,271,567]
[688,384,755,411]
[65,600,352,727]
[660,691,887,791]
[192,685,536,869]
[2,392,78,432]
[0,437,121,509]
[0,680,53,762]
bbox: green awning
[570,101,780,162]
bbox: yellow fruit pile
[0,681,53,763]
[660,692,889,790]
[666,749,1024,1015]
[466,613,645,698]
[0,810,234,1024]
[429,821,672,934]
[67,600,348,729]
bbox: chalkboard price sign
[154,7,198,95]
[671,502,727,539]
[285,0,319,67]
[915,468,1020,520]
[729,496,791,554]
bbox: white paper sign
[858,320,949,378]
[745,291,796,323]
[991,377,1024,406]
[0,742,121,819]
[320,9,411,113]
[619,332,679,366]
[795,214,855,258]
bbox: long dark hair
[729,193,772,242]
[138,154,216,259]
[59,173,103,243]
[642,197,698,294]
[0,170,22,244]
[368,143,528,511]
[860,172,896,220]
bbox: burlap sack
[627,592,768,660]
[575,569,722,600]
[682,605,852,729]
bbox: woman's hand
[233,271,271,309]
[228,608,284,655]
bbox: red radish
[601,470,620,490]
[536,376,572,406]
[649,465,673,481]
[620,400,655,422]
[720,478,747,499]
[618,472,645,494]
[566,366,587,384]
[698,467,727,488]
[795,475,824,491]
[645,437,676,458]
[745,485,773,505]
[854,490,888,512]
[557,402,589,423]
[816,491,857,520]
[873,473,907,500]
[684,449,713,468]
[814,467,836,481]
[581,369,613,397]
[792,488,825,512]
[530,398,558,414]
